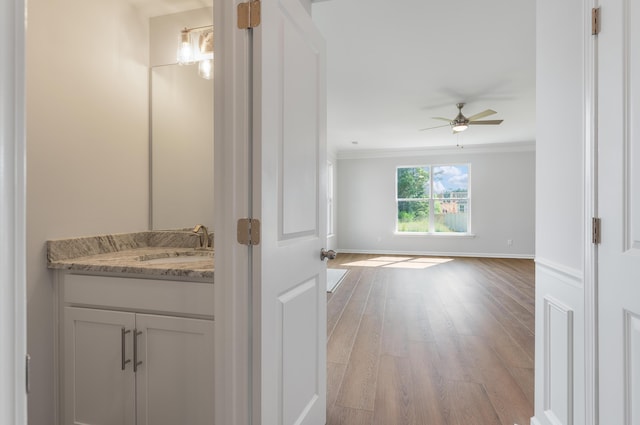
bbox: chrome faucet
[192,224,211,249]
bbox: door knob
[320,248,337,261]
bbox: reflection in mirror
[150,63,214,229]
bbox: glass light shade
[177,30,195,65]
[452,123,468,132]
[198,59,214,80]
[198,31,214,58]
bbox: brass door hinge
[592,217,601,244]
[237,218,261,245]
[592,7,601,35]
[238,0,261,29]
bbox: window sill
[393,232,476,238]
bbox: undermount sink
[138,251,213,265]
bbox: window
[396,164,470,233]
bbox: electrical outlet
[507,239,513,247]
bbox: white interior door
[597,1,640,423]
[253,0,327,424]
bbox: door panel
[632,0,640,249]
[135,314,214,425]
[281,278,321,425]
[597,0,640,423]
[64,307,135,425]
[280,21,320,237]
[625,311,640,423]
[254,0,327,423]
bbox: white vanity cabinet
[57,272,214,425]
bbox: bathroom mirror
[150,63,214,230]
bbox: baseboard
[335,248,534,260]
[530,417,543,425]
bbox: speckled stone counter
[47,231,214,280]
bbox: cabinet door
[63,307,136,425]
[135,314,214,425]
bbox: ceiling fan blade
[432,117,452,122]
[466,109,497,121]
[419,124,451,131]
[468,119,504,125]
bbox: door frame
[583,0,599,423]
[213,0,253,424]
[214,1,329,423]
[0,0,27,423]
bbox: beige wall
[26,0,150,422]
[150,8,214,230]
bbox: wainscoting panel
[534,261,584,425]
[544,296,574,425]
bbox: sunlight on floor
[339,256,454,269]
[408,257,453,264]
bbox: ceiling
[133,0,535,152]
[130,0,211,18]
[311,0,536,153]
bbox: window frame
[395,163,472,235]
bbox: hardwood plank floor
[326,254,535,425]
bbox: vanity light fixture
[198,59,213,80]
[176,25,214,79]
[197,29,214,80]
[177,28,195,65]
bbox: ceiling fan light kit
[420,102,504,133]
[452,123,468,132]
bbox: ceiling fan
[419,103,503,133]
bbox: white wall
[336,146,535,258]
[26,0,150,422]
[299,0,312,15]
[534,0,588,424]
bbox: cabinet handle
[121,328,131,370]
[133,329,143,372]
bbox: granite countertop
[47,231,214,281]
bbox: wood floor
[326,254,535,425]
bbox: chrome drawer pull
[121,328,131,370]
[133,329,143,372]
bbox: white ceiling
[311,0,536,153]
[130,0,210,17]
[133,0,535,152]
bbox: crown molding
[336,140,536,160]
